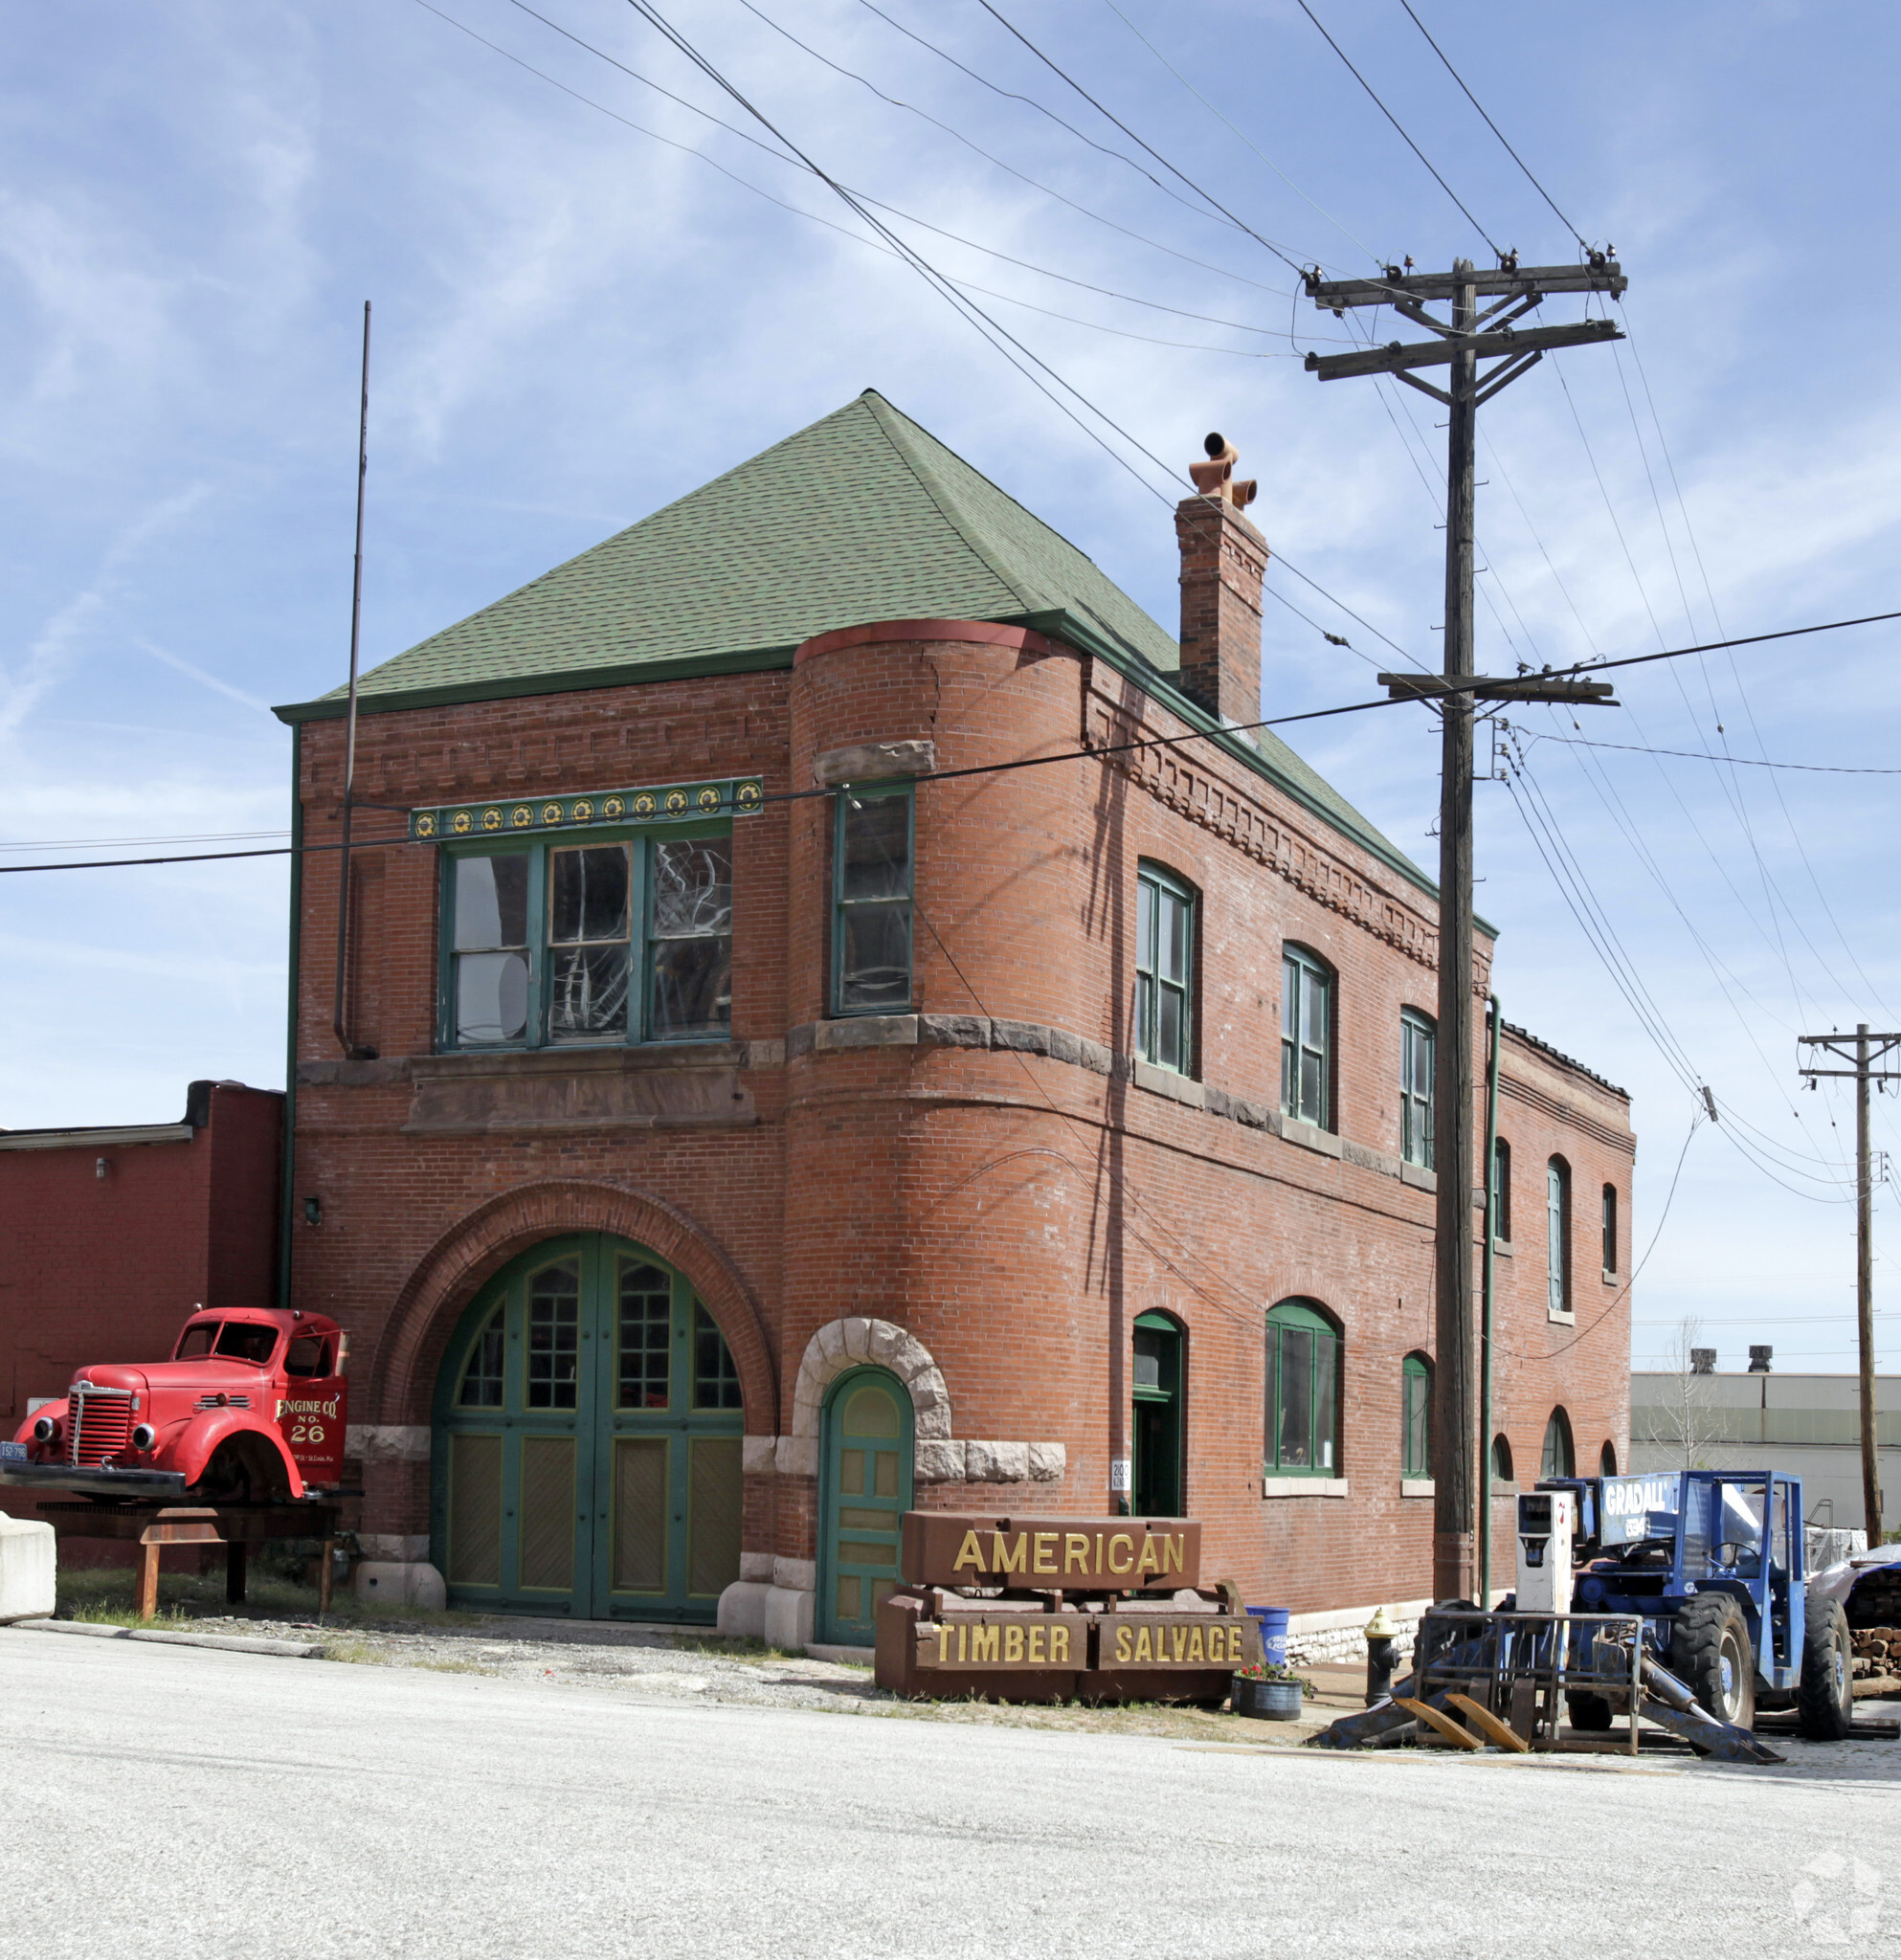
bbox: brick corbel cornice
[1085,688,1446,971]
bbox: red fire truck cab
[1,1307,348,1503]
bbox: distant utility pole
[1303,254,1626,1602]
[1799,1024,1901,1542]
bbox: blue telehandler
[1535,1467,1854,1739]
[1310,1467,1857,1758]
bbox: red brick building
[0,1080,282,1535]
[275,391,1633,1644]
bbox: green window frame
[832,784,913,1016]
[1131,1309,1185,1516]
[1490,1137,1512,1243]
[1547,1156,1572,1315]
[437,820,733,1052]
[1401,1353,1431,1479]
[1399,1009,1435,1168]
[1601,1183,1619,1276]
[1541,1407,1575,1480]
[1134,864,1196,1076]
[1264,1299,1341,1477]
[1281,946,1332,1129]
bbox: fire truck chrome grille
[67,1388,135,1465]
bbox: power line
[1397,0,1587,249]
[967,0,1311,277]
[19,602,1890,875]
[854,0,1199,200]
[733,0,1272,253]
[1292,0,1501,255]
[1519,730,1901,775]
[1096,0,1381,268]
[424,0,1326,349]
[414,0,1467,661]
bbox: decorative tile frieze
[409,775,765,842]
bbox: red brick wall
[0,1082,282,1542]
[287,624,1631,1612]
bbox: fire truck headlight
[32,1415,57,1443]
[131,1423,158,1452]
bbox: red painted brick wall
[287,623,1631,1614]
[0,1082,282,1543]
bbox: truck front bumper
[0,1461,189,1499]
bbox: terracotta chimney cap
[1187,430,1256,508]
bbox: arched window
[1401,1353,1432,1478]
[1265,1300,1341,1476]
[1490,1138,1512,1243]
[1601,1183,1619,1277]
[1599,1439,1619,1477]
[1134,864,1196,1076]
[458,1304,505,1408]
[1546,1157,1572,1316]
[1399,1011,1435,1168]
[1490,1433,1514,1483]
[1281,946,1333,1129]
[1541,1407,1575,1480]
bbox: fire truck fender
[169,1411,305,1498]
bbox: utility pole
[1799,1024,1901,1542]
[1303,254,1626,1601]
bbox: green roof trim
[273,389,1455,910]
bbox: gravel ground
[5,1627,1898,1960]
[139,1606,1318,1740]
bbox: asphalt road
[1,1627,1895,1958]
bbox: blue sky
[4,0,1899,1373]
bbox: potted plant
[1232,1658,1311,1721]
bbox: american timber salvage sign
[901,1513,1201,1589]
[878,1514,1256,1701]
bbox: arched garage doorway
[432,1232,744,1621]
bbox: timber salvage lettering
[922,1616,1079,1669]
[902,1513,1201,1589]
[1105,1616,1252,1669]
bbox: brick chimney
[1174,431,1267,724]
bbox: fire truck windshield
[212,1323,280,1364]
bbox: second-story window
[1134,864,1195,1075]
[834,784,913,1014]
[1491,1138,1512,1242]
[1281,946,1332,1129]
[1601,1183,1619,1276]
[1547,1156,1573,1315]
[1400,1010,1435,1168]
[443,827,732,1051]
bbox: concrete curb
[10,1618,323,1659]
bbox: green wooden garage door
[433,1234,745,1621]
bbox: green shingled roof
[274,389,1430,897]
[306,389,1179,703]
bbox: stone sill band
[1262,1476,1350,1499]
[305,1013,1446,1192]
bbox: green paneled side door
[434,1233,744,1621]
[816,1367,914,1646]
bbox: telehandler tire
[1669,1593,1756,1728]
[1798,1594,1855,1740]
[1565,1693,1614,1731]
